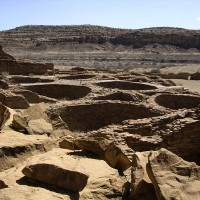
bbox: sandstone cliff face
[0,25,129,48]
[1,25,200,50]
[112,28,200,49]
[1,26,200,68]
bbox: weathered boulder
[0,90,29,109]
[0,102,10,129]
[0,148,127,199]
[59,136,80,150]
[22,163,88,193]
[27,119,53,136]
[22,148,125,194]
[129,152,157,199]
[45,108,68,130]
[74,137,109,156]
[75,138,131,172]
[12,89,57,104]
[13,89,41,103]
[80,175,128,199]
[12,103,48,132]
[125,135,163,152]
[21,102,49,120]
[12,112,28,131]
[147,148,200,200]
[12,103,67,134]
[104,143,131,173]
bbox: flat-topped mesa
[112,27,200,49]
[0,45,54,75]
[1,25,200,49]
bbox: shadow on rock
[66,150,100,160]
[16,177,80,200]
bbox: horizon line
[1,24,200,32]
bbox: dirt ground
[171,79,200,94]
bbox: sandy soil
[171,79,200,94]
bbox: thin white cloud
[196,17,200,21]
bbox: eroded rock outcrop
[22,148,125,194]
[1,26,200,50]
[23,163,89,193]
[59,136,80,150]
[0,58,200,200]
[1,26,200,68]
[0,131,54,171]
[12,103,49,132]
[147,148,200,200]
[129,152,157,199]
[74,138,131,172]
[0,103,10,129]
[0,89,29,109]
[13,89,42,103]
[122,112,200,165]
[12,103,67,135]
[27,119,53,136]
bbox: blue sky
[0,0,200,31]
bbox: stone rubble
[0,47,200,199]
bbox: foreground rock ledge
[74,138,131,172]
[0,130,55,172]
[21,148,123,194]
[147,148,200,200]
[22,163,88,193]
